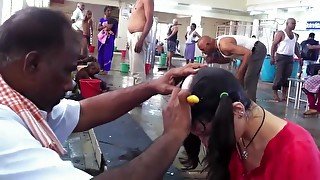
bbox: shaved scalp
[286,18,296,25]
[198,36,212,47]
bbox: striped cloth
[304,74,320,93]
[0,75,66,155]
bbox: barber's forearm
[94,132,185,180]
[76,82,157,132]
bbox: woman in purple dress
[184,23,201,64]
[97,6,118,72]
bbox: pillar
[252,19,260,38]
[115,2,130,51]
[229,21,236,35]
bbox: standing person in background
[166,19,179,68]
[271,18,302,102]
[301,33,319,64]
[71,2,85,32]
[82,10,93,47]
[97,6,118,73]
[128,0,154,84]
[79,10,93,58]
[184,23,201,64]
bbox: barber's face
[32,30,79,112]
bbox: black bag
[307,64,320,76]
[301,40,319,61]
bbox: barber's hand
[162,88,191,140]
[134,39,143,53]
[150,63,206,95]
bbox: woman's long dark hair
[182,67,251,180]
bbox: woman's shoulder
[274,121,318,153]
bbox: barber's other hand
[162,88,191,140]
[150,63,206,95]
[134,39,143,53]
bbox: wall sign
[306,21,320,30]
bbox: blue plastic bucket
[260,56,276,83]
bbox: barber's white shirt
[0,99,92,180]
[71,7,84,31]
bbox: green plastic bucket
[160,53,167,66]
[120,63,129,73]
[195,56,203,63]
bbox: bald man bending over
[128,0,154,84]
[198,35,267,102]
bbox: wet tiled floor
[94,53,319,179]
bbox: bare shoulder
[220,37,236,48]
[274,31,285,42]
[275,30,285,37]
[143,0,153,4]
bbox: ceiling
[66,0,247,11]
[65,0,319,22]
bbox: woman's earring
[238,111,244,117]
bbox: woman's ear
[232,102,246,119]
[232,102,246,140]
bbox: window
[1,0,49,24]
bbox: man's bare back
[128,0,151,33]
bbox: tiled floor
[94,53,319,179]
